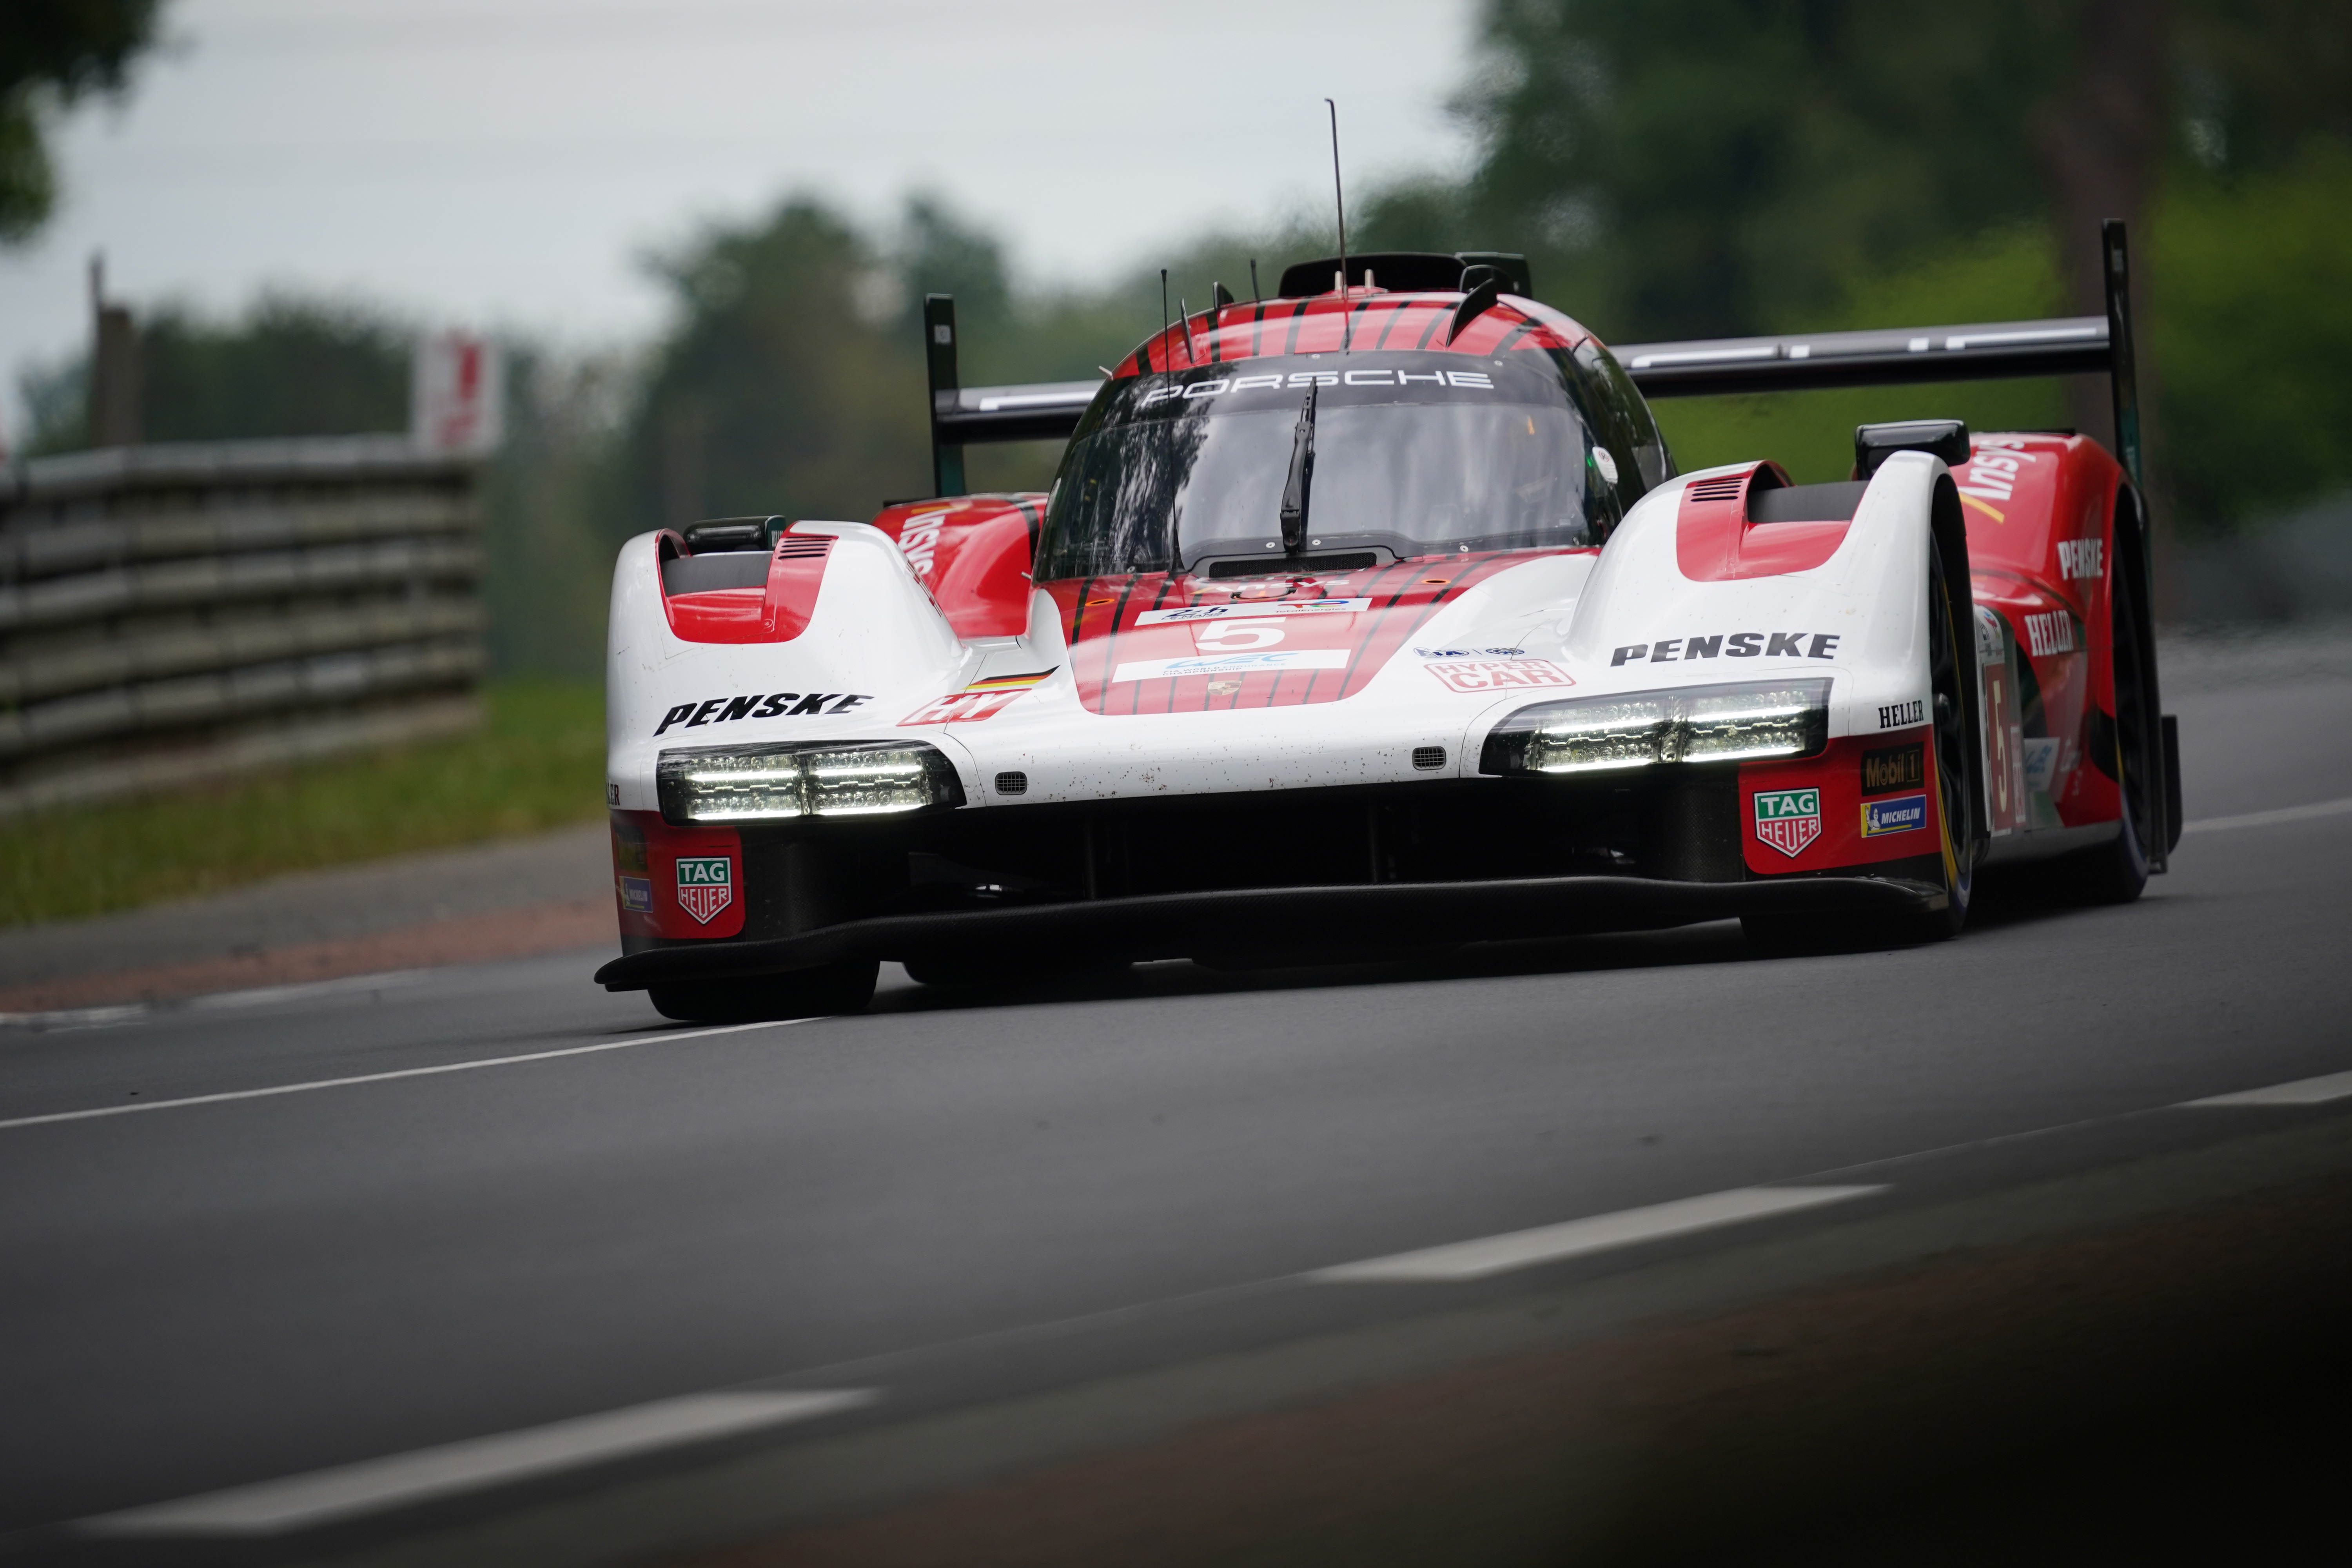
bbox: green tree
[17,293,411,452]
[619,198,929,531]
[2,0,163,241]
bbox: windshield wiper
[1278,383,1317,554]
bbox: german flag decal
[899,670,1054,726]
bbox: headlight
[657,741,965,824]
[1481,679,1831,775]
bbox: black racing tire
[2049,555,2153,906]
[1907,536,1979,940]
[647,959,878,1023]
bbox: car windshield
[1034,352,1610,580]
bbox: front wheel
[648,959,878,1023]
[1903,536,1979,940]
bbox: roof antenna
[1179,296,1193,364]
[1325,98,1351,350]
[1249,259,1261,302]
[1158,268,1171,374]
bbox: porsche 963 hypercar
[596,233,2180,1020]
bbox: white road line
[78,1389,873,1536]
[2181,797,2352,834]
[2182,1069,2352,1108]
[1311,1185,1887,1283]
[0,1018,815,1132]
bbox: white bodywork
[606,455,1947,809]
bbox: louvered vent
[775,536,835,559]
[1683,474,1747,504]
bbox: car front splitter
[593,873,1944,991]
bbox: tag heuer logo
[675,856,733,925]
[1753,788,1823,858]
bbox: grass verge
[0,680,605,929]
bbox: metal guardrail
[0,435,485,817]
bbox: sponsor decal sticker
[618,875,652,913]
[1136,599,1368,624]
[1957,436,2042,503]
[1111,649,1351,683]
[1753,788,1823,858]
[1425,659,1574,693]
[2056,538,2103,581]
[675,856,733,926]
[895,507,951,577]
[2020,736,2061,796]
[1610,631,1840,666]
[654,692,873,735]
[1415,646,1526,658]
[1138,370,1492,407]
[900,670,1054,726]
[1862,793,1929,837]
[2024,610,2078,657]
[1878,699,1925,730]
[1862,742,1926,794]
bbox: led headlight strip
[1481,678,1832,776]
[657,741,965,824]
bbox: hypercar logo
[1424,659,1573,693]
[675,856,733,925]
[1861,793,1928,837]
[1753,788,1822,858]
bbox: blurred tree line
[15,0,2351,671]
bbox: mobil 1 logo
[1753,788,1822,859]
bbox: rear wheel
[2051,557,2152,905]
[1910,538,1978,940]
[647,959,878,1023]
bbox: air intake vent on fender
[1683,474,1746,504]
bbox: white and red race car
[597,238,2177,1020]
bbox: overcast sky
[0,0,1483,441]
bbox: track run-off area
[5,637,2350,1566]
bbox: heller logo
[2024,610,2077,657]
[1878,699,1925,730]
[1862,793,1929,837]
[1753,788,1822,858]
[675,856,733,925]
[1860,742,1926,797]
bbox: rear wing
[921,220,2145,496]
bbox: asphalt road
[5,655,2351,1566]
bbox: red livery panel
[1048,552,1566,715]
[611,811,745,940]
[1676,463,1853,581]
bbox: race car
[595,230,2179,1021]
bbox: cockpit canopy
[1035,347,1672,582]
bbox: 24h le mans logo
[675,856,733,924]
[1753,788,1823,858]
